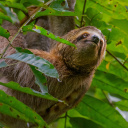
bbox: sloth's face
[57,26,106,73]
[74,27,106,61]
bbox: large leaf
[22,25,76,47]
[75,95,128,128]
[0,81,60,102]
[0,90,47,128]
[6,52,59,78]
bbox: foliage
[0,0,128,128]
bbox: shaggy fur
[0,25,106,127]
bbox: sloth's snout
[92,35,99,44]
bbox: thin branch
[106,50,128,72]
[123,58,128,65]
[80,0,87,27]
[64,112,68,128]
[0,0,54,59]
[102,90,114,107]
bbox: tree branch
[106,50,128,72]
[80,0,87,27]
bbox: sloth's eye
[77,33,89,41]
[82,33,89,38]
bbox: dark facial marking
[98,40,104,56]
[76,33,89,41]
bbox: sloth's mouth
[84,40,99,45]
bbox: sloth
[0,25,106,127]
[0,0,106,127]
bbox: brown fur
[0,0,106,127]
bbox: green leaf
[86,0,127,20]
[16,47,33,54]
[0,26,10,39]
[0,12,12,22]
[70,117,103,128]
[22,25,76,47]
[0,81,60,102]
[33,26,76,47]
[109,19,128,39]
[15,48,53,93]
[6,52,59,78]
[0,3,18,23]
[75,95,128,128]
[0,1,28,13]
[35,9,80,18]
[0,90,47,127]
[30,65,48,93]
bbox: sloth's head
[53,26,106,74]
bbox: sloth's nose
[92,35,99,44]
